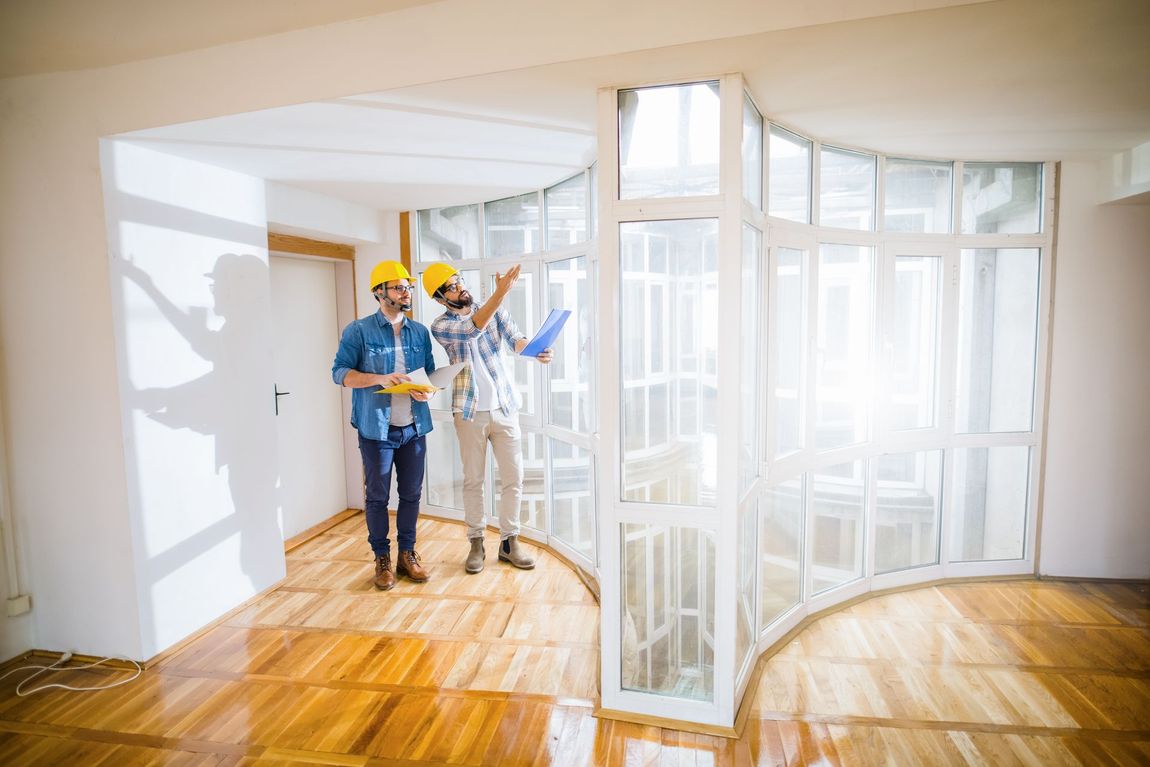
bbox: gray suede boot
[465,537,485,574]
[498,535,536,570]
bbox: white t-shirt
[388,319,414,427]
[467,335,499,412]
[458,307,499,412]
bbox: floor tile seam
[214,621,599,648]
[765,655,1150,677]
[0,718,262,757]
[752,711,1150,740]
[273,586,595,606]
[821,614,1146,630]
[147,667,600,705]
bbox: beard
[454,290,474,307]
[380,294,412,313]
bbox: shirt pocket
[407,340,426,367]
[365,342,394,374]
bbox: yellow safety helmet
[421,262,459,298]
[368,260,411,292]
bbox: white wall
[0,0,1141,663]
[102,141,285,658]
[1040,161,1150,579]
[0,0,488,658]
[267,183,387,245]
[1100,141,1150,204]
[0,84,145,659]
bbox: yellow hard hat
[422,262,459,298]
[369,260,411,292]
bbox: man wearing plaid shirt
[424,263,553,574]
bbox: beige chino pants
[454,409,522,541]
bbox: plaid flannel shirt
[430,302,525,421]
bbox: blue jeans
[358,426,426,556]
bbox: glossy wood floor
[1,514,1147,765]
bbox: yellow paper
[372,362,468,394]
[375,382,437,394]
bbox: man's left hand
[411,390,433,402]
[536,348,553,364]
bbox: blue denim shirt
[332,311,435,442]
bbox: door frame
[267,232,361,513]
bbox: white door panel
[271,256,347,539]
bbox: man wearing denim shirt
[332,260,435,590]
[423,262,552,575]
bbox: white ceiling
[0,0,443,78]
[121,88,598,211]
[110,0,1150,214]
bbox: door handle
[274,384,291,416]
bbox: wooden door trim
[268,232,355,261]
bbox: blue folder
[519,309,571,357]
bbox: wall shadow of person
[117,252,283,600]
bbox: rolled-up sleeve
[496,307,527,350]
[332,322,361,386]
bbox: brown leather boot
[397,549,430,582]
[499,536,536,570]
[465,537,485,574]
[373,552,396,591]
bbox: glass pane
[736,499,757,671]
[740,223,761,494]
[619,82,720,199]
[426,424,465,511]
[417,267,479,411]
[768,125,811,223]
[890,256,940,430]
[884,159,952,234]
[547,256,590,433]
[956,248,1040,433]
[876,450,942,574]
[485,192,540,258]
[620,219,719,506]
[545,173,587,250]
[774,247,805,456]
[417,204,481,261]
[760,478,803,628]
[493,269,538,418]
[820,146,876,230]
[961,163,1042,234]
[812,460,865,594]
[951,446,1030,561]
[742,94,763,208]
[622,523,714,702]
[550,439,594,559]
[816,244,873,450]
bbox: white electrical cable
[0,652,143,696]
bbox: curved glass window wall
[414,169,599,573]
[411,73,1051,731]
[600,74,1051,729]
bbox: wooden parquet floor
[0,513,1147,765]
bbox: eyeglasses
[442,279,466,294]
[387,284,413,294]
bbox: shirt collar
[375,309,407,329]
